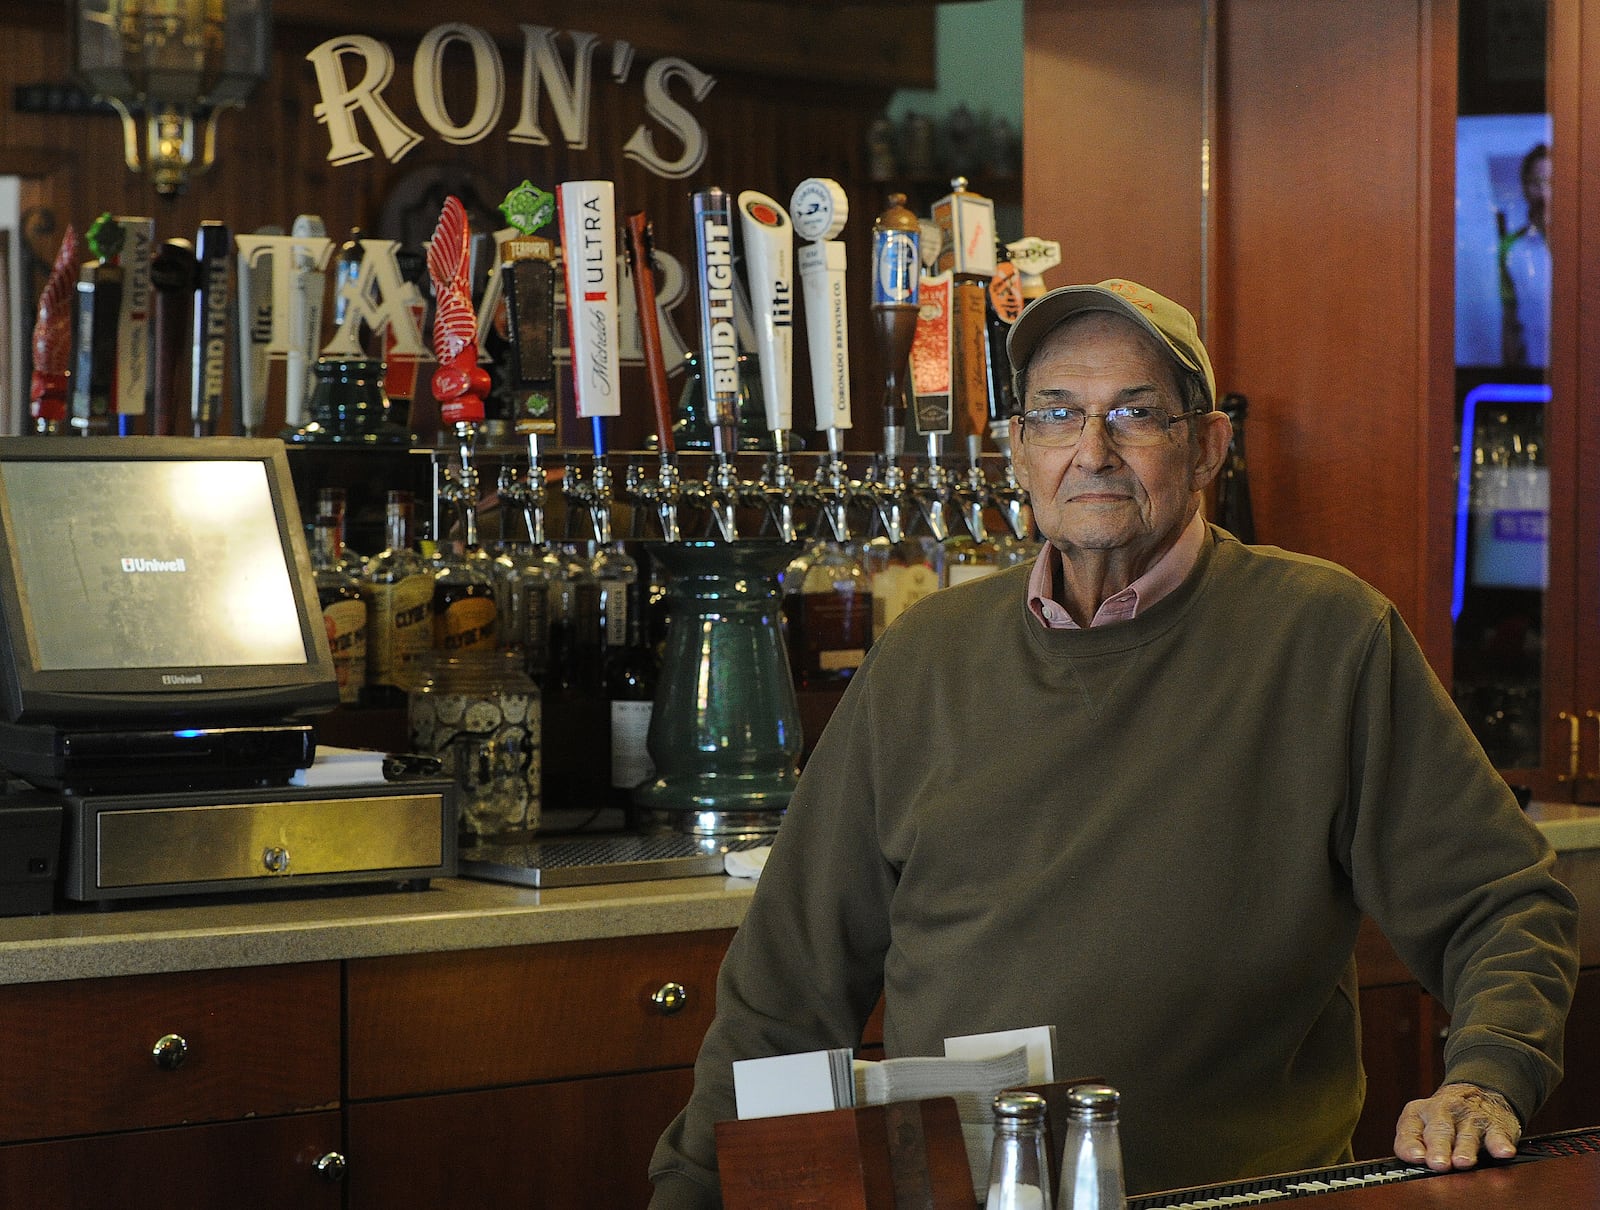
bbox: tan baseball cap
[1006,278,1216,409]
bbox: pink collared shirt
[1027,510,1208,629]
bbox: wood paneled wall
[0,3,937,451]
[1022,0,1456,663]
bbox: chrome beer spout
[990,456,1030,542]
[862,451,910,545]
[519,433,548,548]
[813,447,854,544]
[748,434,801,543]
[955,438,991,544]
[909,435,953,544]
[564,455,615,546]
[703,454,742,542]
[627,454,684,543]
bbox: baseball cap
[1006,278,1216,409]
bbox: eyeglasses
[1017,405,1209,449]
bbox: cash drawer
[0,963,340,1141]
[346,929,734,1099]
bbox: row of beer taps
[428,176,1058,558]
[470,438,1033,551]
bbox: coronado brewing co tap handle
[791,177,852,541]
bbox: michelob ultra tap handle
[737,190,795,435]
[791,176,851,436]
[557,180,622,420]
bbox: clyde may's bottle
[360,489,434,706]
[311,512,367,706]
[432,537,498,654]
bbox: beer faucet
[910,433,953,543]
[625,210,683,542]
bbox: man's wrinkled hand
[1393,1082,1520,1171]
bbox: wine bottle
[311,513,367,706]
[606,578,659,812]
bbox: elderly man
[647,279,1578,1208]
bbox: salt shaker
[1057,1084,1126,1210]
[986,1091,1052,1210]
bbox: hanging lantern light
[71,0,272,197]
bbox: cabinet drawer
[0,1109,344,1209]
[346,929,733,1098]
[0,963,340,1141]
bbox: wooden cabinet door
[1353,983,1432,1161]
[0,1111,344,1209]
[345,1067,695,1209]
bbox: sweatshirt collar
[1027,510,1208,629]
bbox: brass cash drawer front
[96,793,444,887]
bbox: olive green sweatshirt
[648,528,1579,1206]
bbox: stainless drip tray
[458,833,771,888]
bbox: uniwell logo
[121,557,187,573]
[161,674,203,685]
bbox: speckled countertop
[0,872,757,986]
[2,804,1597,988]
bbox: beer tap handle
[625,211,677,458]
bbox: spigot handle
[625,211,677,457]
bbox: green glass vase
[633,540,804,835]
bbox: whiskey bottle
[311,513,367,706]
[360,490,434,706]
[942,532,1002,587]
[592,540,640,665]
[862,534,941,639]
[432,540,499,654]
[783,538,873,688]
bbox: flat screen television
[0,436,339,729]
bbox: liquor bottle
[996,502,1044,568]
[783,538,873,689]
[491,507,557,681]
[542,543,607,810]
[360,489,434,707]
[310,513,367,706]
[862,534,942,639]
[943,532,1002,587]
[1056,1085,1126,1210]
[592,540,640,666]
[316,485,365,572]
[1214,392,1257,543]
[606,577,659,813]
[432,540,499,654]
[986,1091,1052,1210]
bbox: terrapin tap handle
[625,211,676,456]
[72,213,124,437]
[871,193,920,461]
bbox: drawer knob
[262,846,292,874]
[314,1152,348,1182]
[651,981,689,1016]
[151,1032,188,1071]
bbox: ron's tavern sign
[307,23,716,179]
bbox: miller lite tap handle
[625,211,676,457]
[29,224,83,430]
[737,190,794,436]
[427,195,489,428]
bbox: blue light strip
[1453,382,1550,622]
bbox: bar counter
[0,870,757,985]
[2,801,1597,986]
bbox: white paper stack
[732,1047,856,1120]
